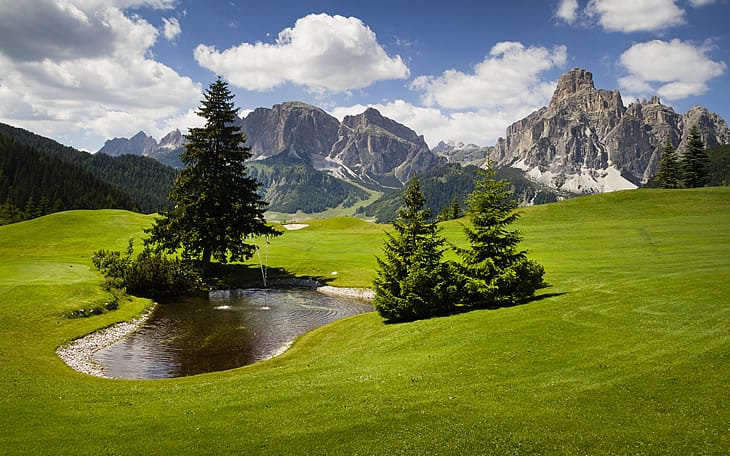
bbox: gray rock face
[239,103,442,186]
[494,67,730,193]
[330,108,443,184]
[98,131,158,157]
[238,101,340,161]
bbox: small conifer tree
[456,163,544,308]
[682,126,710,188]
[373,177,456,322]
[656,139,681,189]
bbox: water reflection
[93,289,372,379]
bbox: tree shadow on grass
[203,263,335,290]
[453,285,566,315]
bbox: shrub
[92,240,203,298]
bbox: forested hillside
[248,154,370,213]
[0,136,137,224]
[708,145,730,186]
[0,123,175,214]
[357,163,558,223]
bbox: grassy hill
[0,188,728,454]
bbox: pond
[93,289,372,379]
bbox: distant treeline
[357,163,559,223]
[0,122,176,225]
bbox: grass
[1,188,729,454]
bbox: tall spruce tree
[373,177,456,322]
[146,78,279,268]
[682,126,710,188]
[456,163,544,308]
[656,139,681,189]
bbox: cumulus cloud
[411,41,567,111]
[331,99,540,149]
[585,0,685,32]
[328,41,569,147]
[0,0,200,150]
[162,17,181,42]
[556,0,580,24]
[618,39,726,100]
[193,13,409,93]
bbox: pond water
[93,289,372,379]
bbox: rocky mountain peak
[159,129,184,149]
[550,67,595,104]
[494,67,729,195]
[98,131,157,157]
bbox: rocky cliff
[98,131,158,157]
[494,67,730,194]
[328,108,443,187]
[238,103,442,187]
[238,101,340,162]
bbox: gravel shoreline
[56,285,374,378]
[56,305,157,378]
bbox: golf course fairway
[0,188,728,454]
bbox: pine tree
[656,139,681,189]
[682,126,710,188]
[456,163,544,308]
[373,177,456,322]
[146,78,279,268]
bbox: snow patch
[521,165,637,194]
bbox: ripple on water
[92,289,372,379]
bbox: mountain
[98,131,158,157]
[0,122,175,214]
[98,129,186,169]
[247,154,370,214]
[239,101,340,162]
[237,102,444,189]
[327,108,444,188]
[432,140,491,167]
[0,128,139,224]
[494,67,730,194]
[357,163,558,223]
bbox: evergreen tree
[146,78,279,268]
[373,177,456,322]
[656,139,681,189]
[682,126,710,188]
[456,164,544,308]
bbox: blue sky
[0,0,727,151]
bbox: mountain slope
[494,67,730,194]
[0,134,137,223]
[0,122,175,213]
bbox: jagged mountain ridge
[494,67,730,194]
[100,103,443,189]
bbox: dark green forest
[708,145,730,186]
[0,123,178,225]
[248,154,370,213]
[357,163,559,223]
[0,135,138,224]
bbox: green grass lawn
[1,188,728,454]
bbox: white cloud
[585,0,685,32]
[688,0,716,5]
[328,41,569,148]
[162,17,181,42]
[411,41,566,111]
[331,99,539,149]
[0,1,201,150]
[618,39,726,100]
[193,13,409,93]
[556,0,580,24]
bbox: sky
[0,0,728,152]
